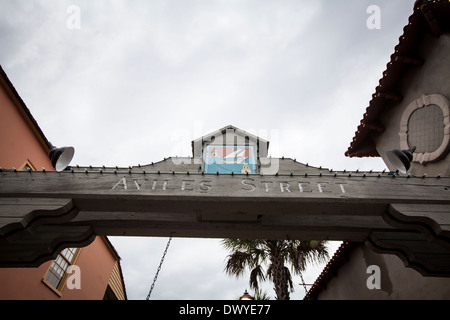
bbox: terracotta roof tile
[346,0,450,158]
[303,241,357,300]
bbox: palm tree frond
[249,265,265,291]
[296,240,330,267]
[253,289,271,300]
[222,238,330,300]
[224,251,250,277]
[284,266,294,293]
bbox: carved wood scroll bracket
[0,198,95,267]
[368,204,450,277]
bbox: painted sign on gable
[204,145,256,174]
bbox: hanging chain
[146,233,173,300]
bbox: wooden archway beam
[0,170,449,273]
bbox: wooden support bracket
[393,55,424,66]
[420,4,443,38]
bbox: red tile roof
[303,241,357,300]
[345,0,450,158]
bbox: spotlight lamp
[48,143,75,172]
[239,290,254,300]
[386,146,416,174]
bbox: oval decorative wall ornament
[399,94,450,165]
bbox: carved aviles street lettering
[240,177,346,194]
[111,176,347,195]
[112,177,213,193]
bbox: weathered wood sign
[0,170,449,275]
[1,170,448,199]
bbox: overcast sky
[1,0,416,300]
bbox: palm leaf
[224,251,251,277]
[222,238,331,300]
[249,265,265,291]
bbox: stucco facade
[0,65,126,299]
[309,1,450,300]
[376,33,450,176]
[0,237,120,300]
[0,67,52,171]
[307,242,450,299]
